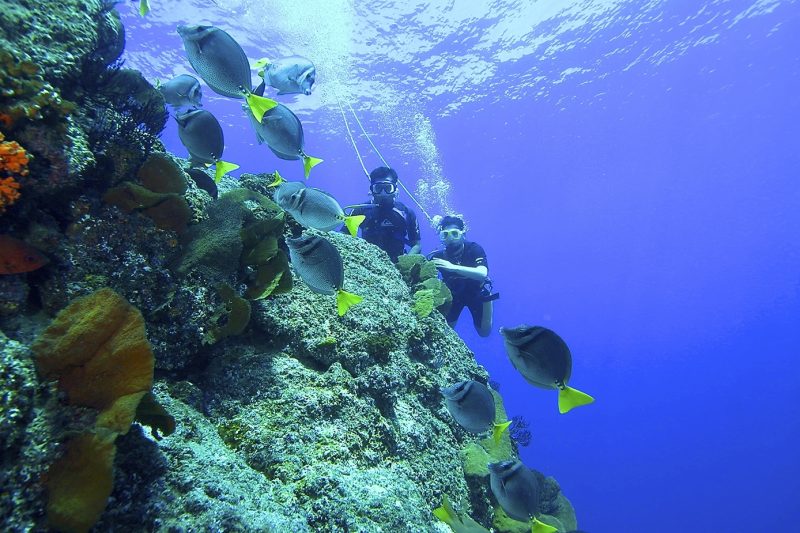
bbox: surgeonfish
[285,234,362,316]
[158,74,203,108]
[174,109,239,183]
[440,380,511,445]
[0,235,48,275]
[245,102,322,179]
[432,494,490,533]
[177,25,277,121]
[488,460,557,533]
[499,325,594,414]
[255,56,316,96]
[273,180,364,236]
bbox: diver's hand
[432,258,457,272]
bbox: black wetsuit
[349,201,420,262]
[428,241,491,328]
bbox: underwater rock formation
[0,1,581,531]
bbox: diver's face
[439,225,464,247]
[371,181,397,205]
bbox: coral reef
[0,1,583,531]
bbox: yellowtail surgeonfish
[175,109,239,183]
[273,180,364,236]
[177,25,277,122]
[245,93,322,179]
[499,325,594,414]
[254,56,316,96]
[440,380,511,445]
[158,74,202,109]
[488,460,558,533]
[286,234,362,316]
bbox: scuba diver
[346,167,421,262]
[428,215,498,337]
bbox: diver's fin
[336,290,363,316]
[246,93,278,122]
[558,386,594,414]
[303,155,323,179]
[139,0,150,16]
[492,420,512,445]
[343,215,365,237]
[214,160,239,183]
[531,517,558,533]
[268,170,286,187]
[432,494,458,526]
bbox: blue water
[120,1,800,531]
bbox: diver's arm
[432,260,488,281]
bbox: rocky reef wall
[0,1,578,531]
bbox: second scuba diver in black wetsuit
[428,215,498,337]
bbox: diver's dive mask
[439,228,464,240]
[370,182,397,195]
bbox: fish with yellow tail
[440,380,511,445]
[286,234,362,316]
[499,325,594,414]
[245,90,322,179]
[177,25,278,122]
[489,460,559,533]
[274,180,364,236]
[174,109,239,183]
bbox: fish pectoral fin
[246,93,278,122]
[336,290,363,316]
[558,386,594,414]
[303,155,323,179]
[530,517,558,533]
[214,160,240,183]
[492,420,512,445]
[343,215,365,237]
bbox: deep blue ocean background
[119,1,799,531]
